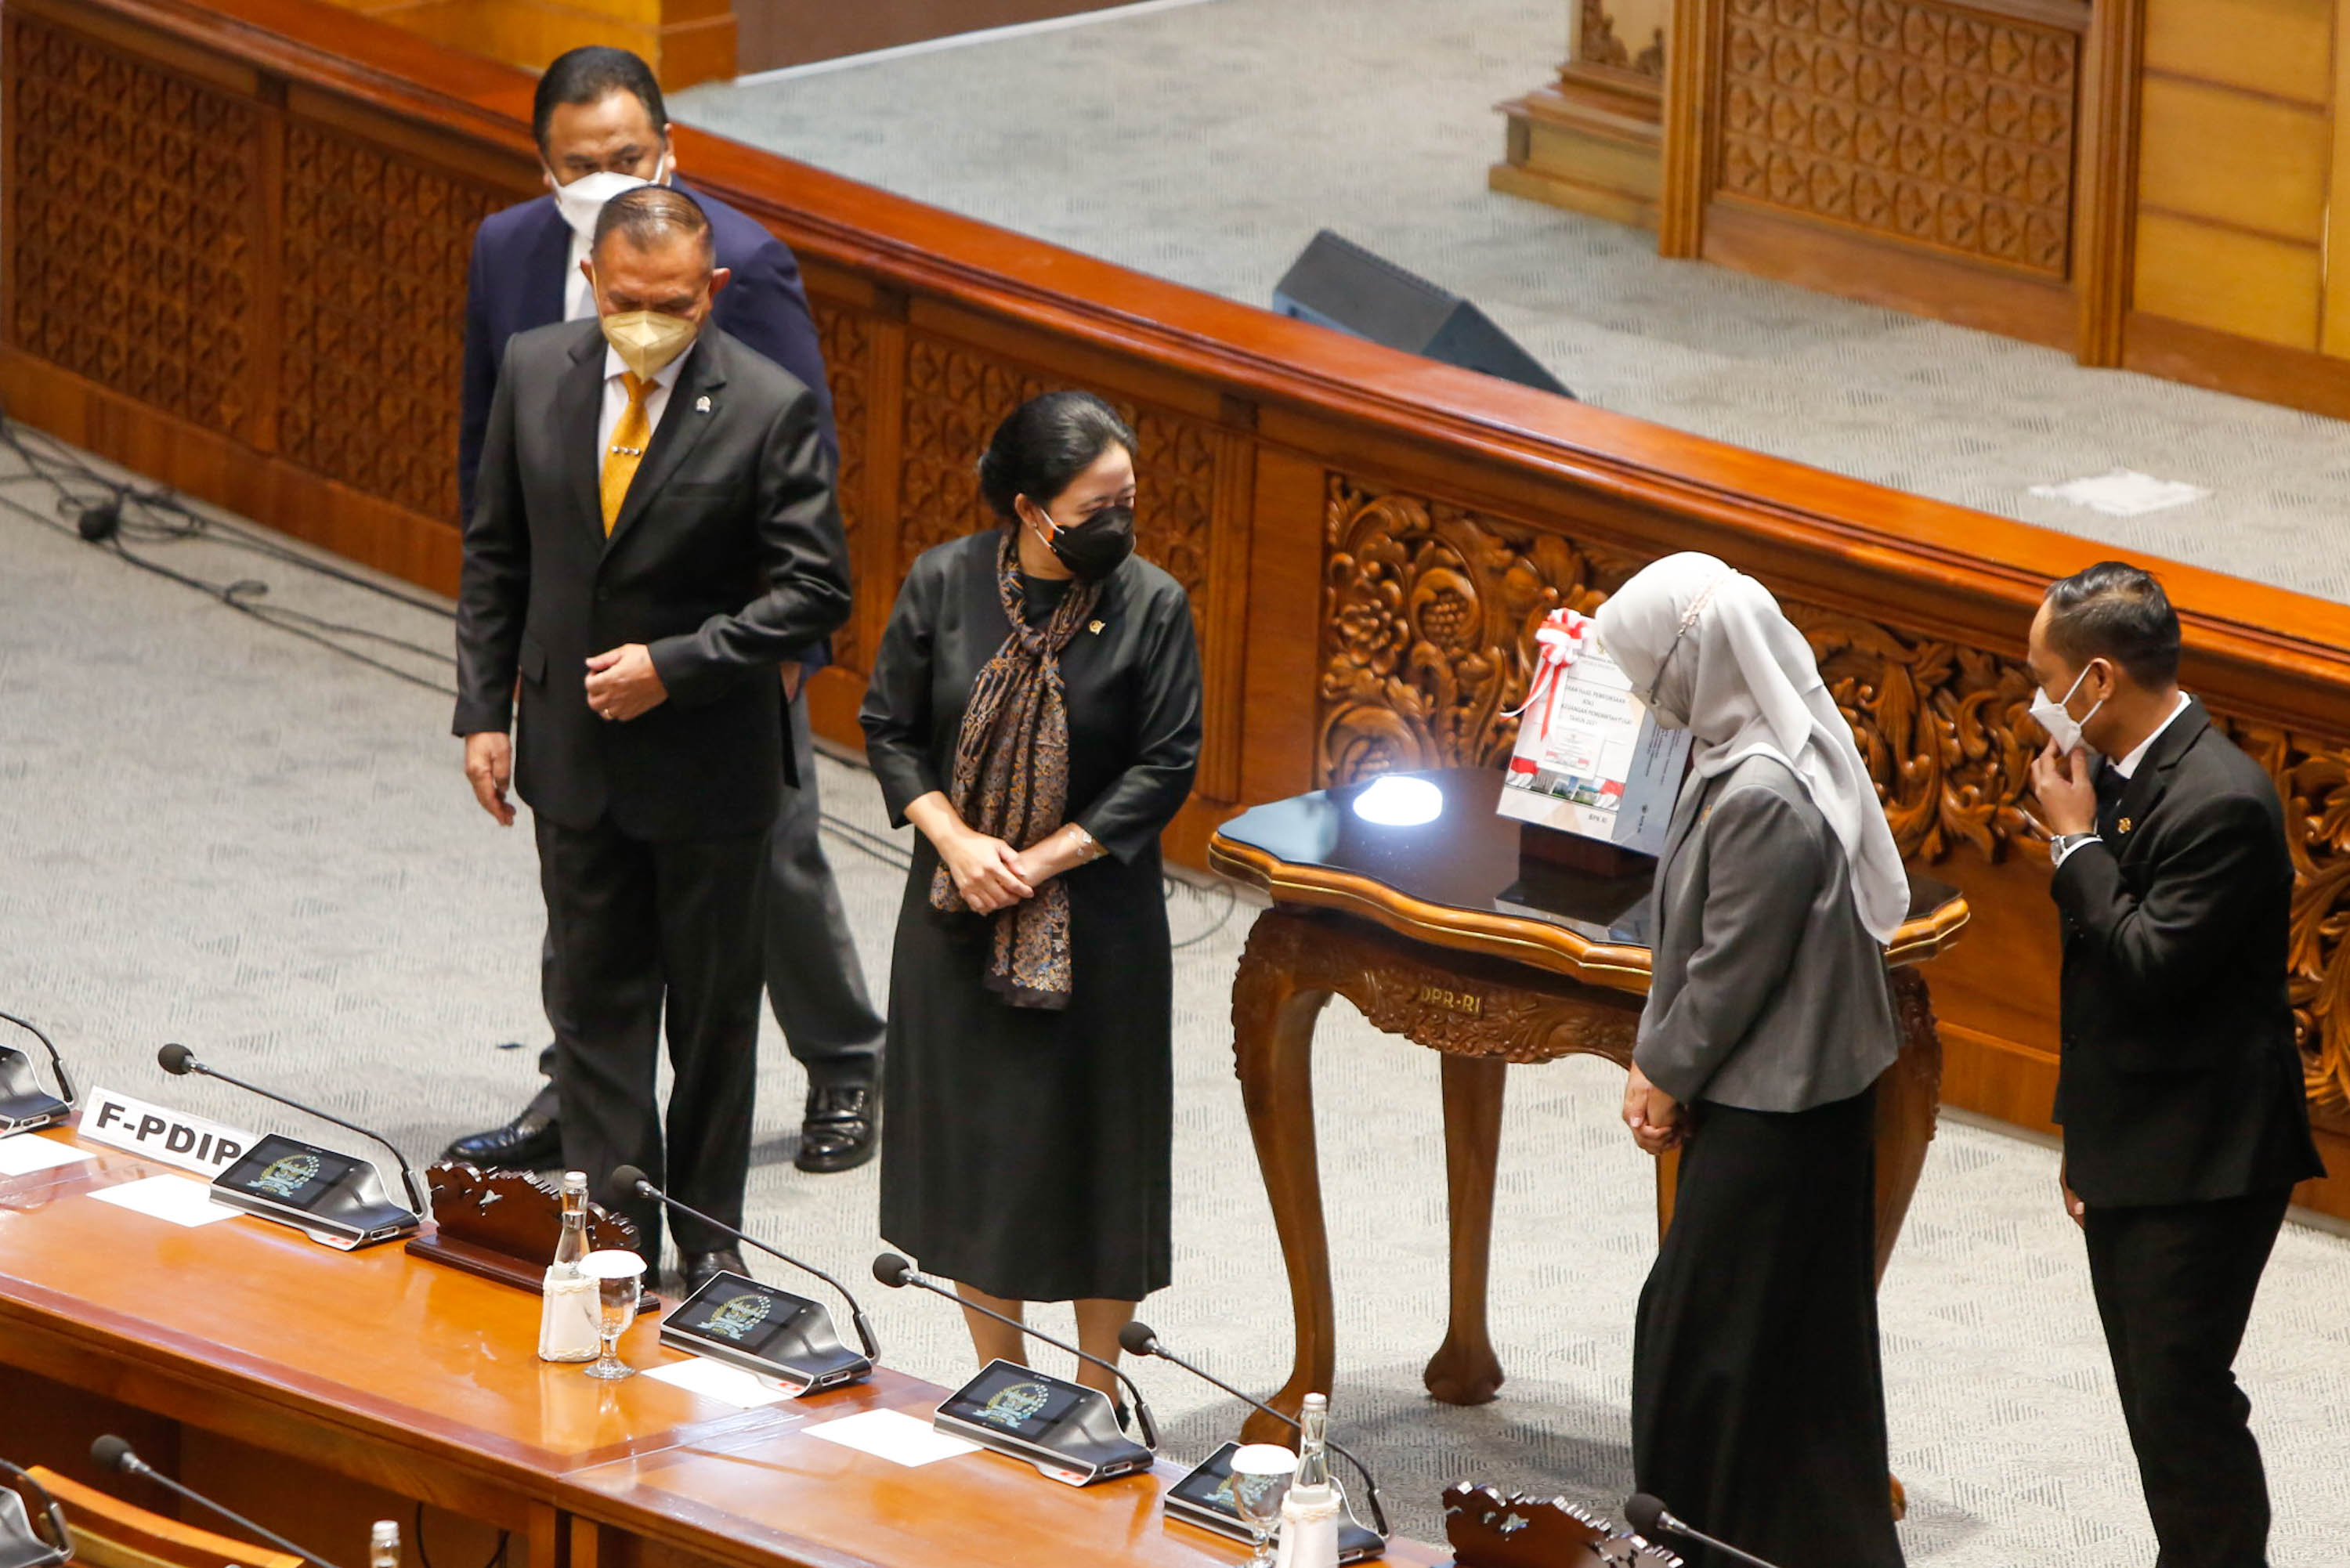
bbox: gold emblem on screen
[703,1292,774,1342]
[251,1152,321,1199]
[981,1380,1051,1429]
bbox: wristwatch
[2050,832,2099,865]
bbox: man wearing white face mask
[454,47,889,1181]
[2023,562,2320,1568]
[454,186,851,1291]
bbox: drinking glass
[579,1249,646,1381]
[1227,1443,1296,1568]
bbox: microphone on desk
[1117,1321,1390,1538]
[609,1165,880,1363]
[156,1044,426,1219]
[1623,1493,1785,1568]
[0,1457,72,1568]
[89,1438,349,1568]
[870,1252,1160,1451]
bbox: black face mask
[1041,504,1135,583]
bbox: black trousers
[1632,1087,1903,1568]
[536,811,766,1261]
[524,694,884,1116]
[2084,1186,2291,1568]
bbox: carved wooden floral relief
[1315,471,2349,1115]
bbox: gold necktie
[599,370,653,535]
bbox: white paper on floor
[802,1408,982,1467]
[2029,468,2210,517]
[88,1173,241,1227]
[0,1134,93,1176]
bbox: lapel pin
[2118,817,2133,834]
[1087,619,1105,634]
[694,395,711,414]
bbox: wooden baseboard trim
[2122,311,2350,422]
[1701,199,2077,352]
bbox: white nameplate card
[1499,609,1690,855]
[89,1173,241,1227]
[642,1356,794,1410]
[804,1410,981,1469]
[78,1086,259,1178]
[0,1133,94,1177]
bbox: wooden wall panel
[10,0,2350,1214]
[2136,77,2330,243]
[2133,211,2323,348]
[2141,0,2333,107]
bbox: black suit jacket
[458,178,834,673]
[453,320,851,841]
[2051,699,2324,1207]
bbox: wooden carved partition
[4,0,2348,1213]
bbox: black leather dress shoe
[795,1084,878,1173]
[681,1245,747,1296]
[440,1105,563,1170]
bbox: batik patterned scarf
[930,529,1104,1009]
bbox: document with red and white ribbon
[1498,607,1690,854]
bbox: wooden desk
[1207,770,1968,1443]
[0,1133,1445,1568]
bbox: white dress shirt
[596,344,686,461]
[565,228,595,321]
[2051,691,2193,865]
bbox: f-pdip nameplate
[78,1086,258,1177]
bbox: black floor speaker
[1272,229,1573,399]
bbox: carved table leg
[1232,912,1338,1444]
[1873,967,1945,1286]
[1425,1053,1506,1406]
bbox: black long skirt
[1631,1085,1904,1568]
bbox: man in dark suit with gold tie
[454,186,851,1289]
[2026,562,2323,1568]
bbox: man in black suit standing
[450,45,884,1177]
[2026,561,2323,1568]
[455,187,851,1288]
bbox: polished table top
[1209,768,1968,990]
[0,1132,1443,1567]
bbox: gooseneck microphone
[1118,1321,1390,1538]
[609,1165,880,1363]
[1624,1493,1785,1568]
[0,1010,78,1113]
[0,1456,72,1568]
[89,1438,349,1568]
[156,1044,425,1217]
[871,1252,1160,1451]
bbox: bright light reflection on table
[1350,774,1444,827]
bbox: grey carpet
[675,0,2350,605]
[2,440,2347,1562]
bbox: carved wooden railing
[3,0,2345,1210]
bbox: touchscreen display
[1167,1443,1246,1512]
[941,1363,1090,1441]
[668,1279,817,1359]
[216,1135,363,1209]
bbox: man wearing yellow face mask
[454,186,851,1290]
[454,46,888,1184]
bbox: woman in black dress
[860,391,1202,1397]
[1596,552,1913,1568]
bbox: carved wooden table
[1208,768,1969,1444]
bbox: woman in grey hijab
[1594,552,1908,1568]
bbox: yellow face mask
[599,309,698,380]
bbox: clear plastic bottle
[538,1171,599,1362]
[370,1521,400,1568]
[1274,1393,1342,1568]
